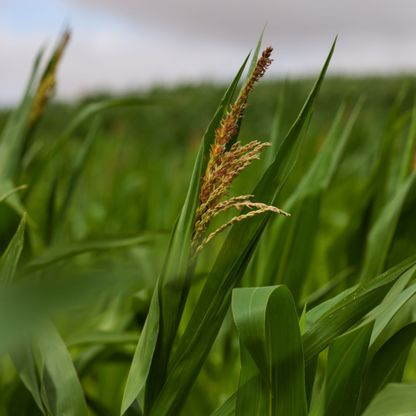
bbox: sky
[1,0,416,105]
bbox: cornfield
[0,31,416,416]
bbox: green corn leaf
[0,32,71,220]
[262,100,362,300]
[0,217,34,412]
[0,50,43,218]
[267,193,321,299]
[368,261,415,325]
[11,343,46,413]
[210,394,236,416]
[146,53,249,411]
[303,256,416,364]
[305,356,322,414]
[360,172,416,282]
[1,30,69,185]
[0,180,29,219]
[12,327,89,415]
[361,383,416,416]
[13,329,88,416]
[1,218,87,415]
[232,286,307,416]
[44,174,58,245]
[290,101,348,197]
[268,81,287,160]
[22,30,70,162]
[381,107,416,205]
[43,97,153,163]
[245,27,265,82]
[40,115,100,246]
[32,322,88,416]
[0,216,45,411]
[147,39,336,416]
[369,281,416,355]
[0,49,43,183]
[397,103,416,184]
[121,54,250,415]
[303,268,352,310]
[66,331,138,348]
[305,286,357,330]
[0,214,26,287]
[325,322,373,416]
[0,184,27,204]
[25,97,153,201]
[24,234,156,272]
[363,96,416,262]
[359,323,416,412]
[368,86,411,219]
[122,284,160,414]
[55,116,100,228]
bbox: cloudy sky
[1,0,416,105]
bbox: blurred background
[2,0,416,105]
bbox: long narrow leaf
[325,322,373,416]
[359,323,416,411]
[121,54,250,415]
[32,322,88,416]
[232,286,307,416]
[360,172,416,282]
[303,258,416,364]
[0,215,26,287]
[148,39,336,416]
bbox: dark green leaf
[148,39,336,416]
[232,286,307,416]
[325,322,373,416]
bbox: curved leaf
[148,38,336,416]
[232,286,307,416]
[0,215,26,287]
[360,323,416,411]
[362,383,416,416]
[121,53,250,415]
[325,322,373,416]
[303,258,416,364]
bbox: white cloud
[1,0,416,105]
[67,0,416,46]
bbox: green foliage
[232,286,307,416]
[0,32,415,416]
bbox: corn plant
[0,31,415,416]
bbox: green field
[0,35,416,415]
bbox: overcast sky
[1,0,416,105]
